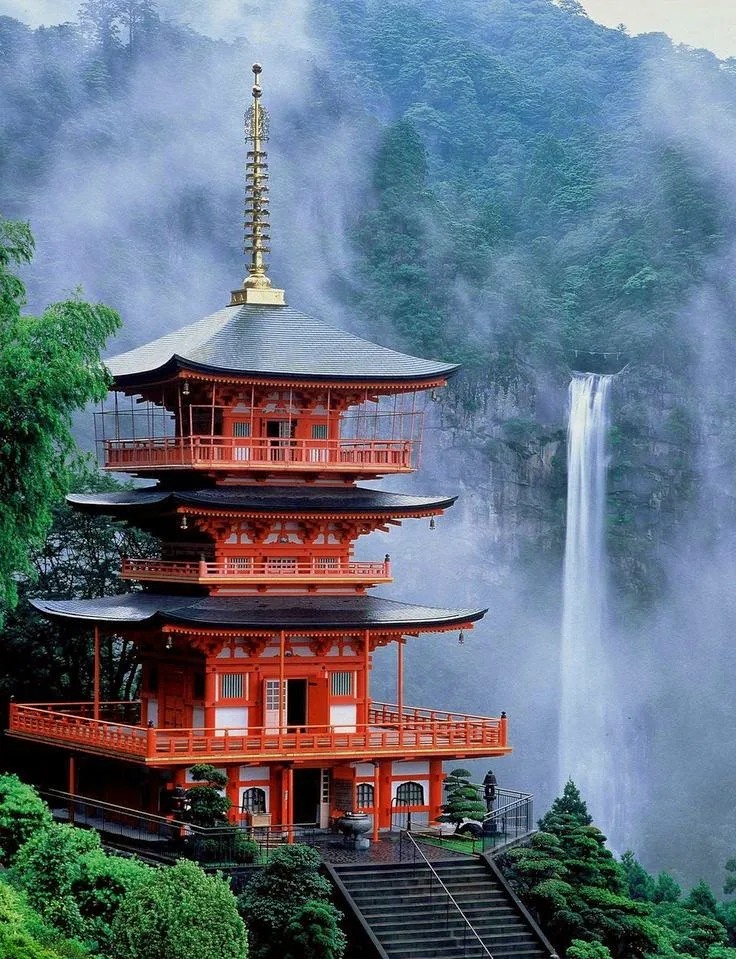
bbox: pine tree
[436,768,486,826]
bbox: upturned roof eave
[29,595,488,632]
[108,353,461,390]
[65,490,459,517]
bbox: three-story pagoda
[8,66,510,835]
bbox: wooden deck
[120,556,392,586]
[8,701,510,766]
[103,436,416,473]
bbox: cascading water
[560,372,620,834]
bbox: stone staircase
[328,855,557,959]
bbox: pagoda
[8,65,510,836]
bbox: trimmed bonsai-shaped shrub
[436,768,486,829]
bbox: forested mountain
[3,0,736,884]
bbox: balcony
[8,701,510,766]
[120,557,392,586]
[102,436,416,474]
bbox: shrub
[0,774,52,865]
[240,845,343,959]
[12,821,150,952]
[111,858,247,959]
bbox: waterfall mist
[560,373,622,837]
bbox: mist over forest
[4,0,736,887]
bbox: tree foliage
[0,879,91,959]
[12,822,151,953]
[184,764,231,828]
[239,844,344,959]
[110,859,247,959]
[0,218,120,617]
[0,774,52,866]
[436,767,486,826]
[1,459,154,715]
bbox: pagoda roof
[30,594,486,632]
[107,304,458,386]
[67,486,456,518]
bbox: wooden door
[162,669,188,728]
[263,679,287,733]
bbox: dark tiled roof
[107,304,458,384]
[67,486,456,516]
[31,594,486,631]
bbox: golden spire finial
[230,63,285,307]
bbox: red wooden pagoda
[7,65,510,836]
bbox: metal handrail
[400,829,493,958]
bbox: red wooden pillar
[363,630,371,728]
[204,665,217,728]
[226,765,239,823]
[280,765,294,842]
[397,640,404,741]
[380,763,392,829]
[429,758,444,825]
[93,626,100,721]
[372,761,380,842]
[278,630,286,748]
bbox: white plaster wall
[330,703,356,732]
[214,706,248,732]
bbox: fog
[6,0,736,889]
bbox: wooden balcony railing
[120,557,392,585]
[8,701,510,765]
[103,436,416,473]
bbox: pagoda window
[220,673,245,700]
[330,671,354,697]
[311,424,328,440]
[267,557,298,572]
[356,783,374,808]
[226,556,253,571]
[241,787,267,814]
[396,782,425,806]
[231,421,251,461]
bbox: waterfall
[560,372,619,834]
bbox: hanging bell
[429,517,436,531]
[180,514,188,530]
[458,631,465,645]
[182,379,190,396]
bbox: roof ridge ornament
[230,63,286,307]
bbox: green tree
[500,784,658,956]
[436,768,487,827]
[0,880,90,959]
[111,859,247,959]
[0,218,120,618]
[539,779,592,829]
[12,821,150,952]
[567,940,612,959]
[240,844,343,959]
[184,764,231,828]
[620,850,656,902]
[1,460,154,712]
[0,774,52,866]
[655,872,683,904]
[281,900,347,959]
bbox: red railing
[9,702,509,764]
[120,557,392,584]
[103,436,415,472]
